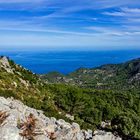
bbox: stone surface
[0,56,13,73]
[66,114,74,121]
[0,97,122,140]
[93,130,122,140]
[0,125,22,140]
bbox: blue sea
[0,50,140,74]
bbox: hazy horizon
[1,50,140,74]
[0,46,140,52]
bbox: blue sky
[0,0,140,50]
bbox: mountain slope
[0,56,140,139]
[40,58,140,90]
[0,56,58,117]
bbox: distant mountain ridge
[40,58,140,90]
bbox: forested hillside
[40,58,140,90]
[0,56,140,139]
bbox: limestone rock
[0,97,122,140]
[0,56,13,73]
[0,125,22,140]
[93,130,122,140]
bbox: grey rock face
[0,97,122,140]
[0,125,22,140]
[0,56,13,73]
[93,130,122,140]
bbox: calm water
[0,50,140,74]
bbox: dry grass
[0,111,9,126]
[46,132,57,140]
[19,113,39,140]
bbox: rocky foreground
[0,97,121,140]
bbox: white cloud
[103,11,125,16]
[103,7,140,17]
[86,26,140,36]
[0,31,139,50]
[122,7,140,13]
[0,19,97,37]
[0,0,45,3]
[0,0,139,49]
[127,18,140,23]
[0,27,97,36]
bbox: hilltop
[0,56,140,139]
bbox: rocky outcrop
[0,97,122,140]
[0,56,13,73]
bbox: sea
[0,50,140,74]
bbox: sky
[0,0,140,50]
